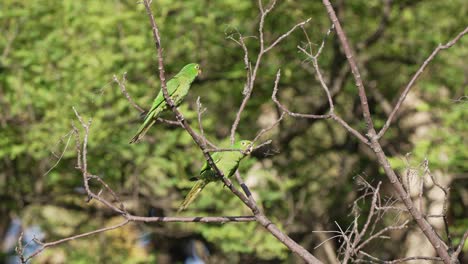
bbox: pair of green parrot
[130,63,252,211]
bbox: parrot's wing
[129,77,181,143]
[200,152,222,172]
[146,76,180,116]
[216,150,245,178]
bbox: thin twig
[298,24,335,111]
[89,174,127,212]
[73,107,125,214]
[196,97,207,147]
[452,230,468,261]
[354,183,383,250]
[359,251,442,263]
[23,220,130,263]
[42,131,73,177]
[423,158,452,248]
[271,69,369,145]
[203,139,272,155]
[114,73,145,113]
[272,70,330,119]
[418,174,424,214]
[229,0,311,143]
[252,112,285,144]
[330,114,370,145]
[355,220,409,253]
[377,27,468,139]
[264,18,311,53]
[16,232,25,264]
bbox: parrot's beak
[246,143,254,154]
[198,68,202,75]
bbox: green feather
[178,180,208,212]
[178,140,253,211]
[130,63,201,143]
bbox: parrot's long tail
[129,110,159,144]
[129,120,155,144]
[178,180,209,212]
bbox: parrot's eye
[195,65,199,69]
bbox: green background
[1,0,467,263]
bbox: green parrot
[178,140,253,212]
[130,63,201,143]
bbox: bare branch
[298,25,335,110]
[196,97,207,147]
[271,69,369,145]
[355,183,383,247]
[89,174,127,212]
[252,111,285,144]
[359,251,442,263]
[72,107,126,214]
[114,73,145,113]
[423,158,452,248]
[452,229,468,261]
[330,114,370,145]
[234,171,258,209]
[355,220,409,254]
[42,131,73,177]
[322,0,375,132]
[298,45,334,111]
[264,18,311,53]
[23,220,130,263]
[377,26,468,139]
[272,70,330,119]
[24,106,263,262]
[16,232,25,264]
[229,0,311,143]
[125,215,256,223]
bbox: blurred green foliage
[1,0,467,263]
